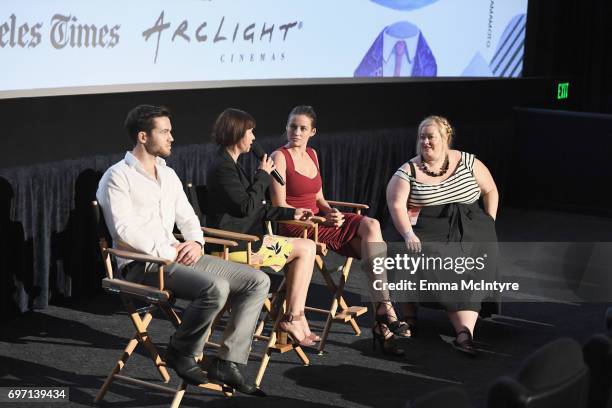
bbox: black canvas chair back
[185,182,209,223]
[583,334,612,408]
[195,184,209,217]
[487,337,589,408]
[92,200,112,265]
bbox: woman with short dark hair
[206,108,319,346]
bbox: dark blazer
[206,147,295,251]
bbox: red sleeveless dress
[277,147,363,258]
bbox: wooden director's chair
[289,200,370,354]
[92,201,234,407]
[199,225,312,386]
[188,184,366,355]
[187,183,319,386]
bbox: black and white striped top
[394,151,481,207]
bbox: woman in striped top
[386,115,499,355]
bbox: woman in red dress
[270,105,410,355]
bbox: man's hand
[173,241,202,266]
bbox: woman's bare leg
[283,238,316,339]
[349,216,405,337]
[448,310,478,341]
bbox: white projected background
[1,0,528,99]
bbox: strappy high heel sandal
[400,315,418,337]
[452,328,477,356]
[374,302,412,338]
[371,322,405,356]
[278,312,316,347]
[299,312,321,342]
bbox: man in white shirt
[96,105,269,396]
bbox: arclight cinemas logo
[143,11,301,63]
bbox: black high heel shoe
[400,315,418,337]
[452,328,477,356]
[374,302,412,338]
[371,323,405,356]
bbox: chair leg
[315,256,365,353]
[318,297,339,354]
[124,299,171,383]
[254,298,272,337]
[255,303,282,387]
[255,348,274,386]
[96,287,233,404]
[336,258,361,336]
[255,278,285,337]
[94,328,143,402]
[293,344,310,365]
[315,256,339,354]
[347,315,361,335]
[170,385,186,408]
[337,295,362,336]
[160,304,182,327]
[254,296,310,386]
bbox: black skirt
[386,202,500,314]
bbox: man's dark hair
[124,105,171,142]
[212,108,256,147]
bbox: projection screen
[0,0,528,99]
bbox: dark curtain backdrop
[2,110,612,316]
[0,128,418,313]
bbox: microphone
[251,142,285,186]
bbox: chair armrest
[205,237,239,247]
[102,278,172,303]
[173,233,237,247]
[277,219,316,228]
[202,227,260,242]
[276,215,326,228]
[327,200,369,210]
[105,248,173,265]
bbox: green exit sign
[557,82,569,100]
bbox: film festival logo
[142,11,302,64]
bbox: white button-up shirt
[96,152,204,269]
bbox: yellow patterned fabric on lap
[213,235,293,272]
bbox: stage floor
[1,207,611,407]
